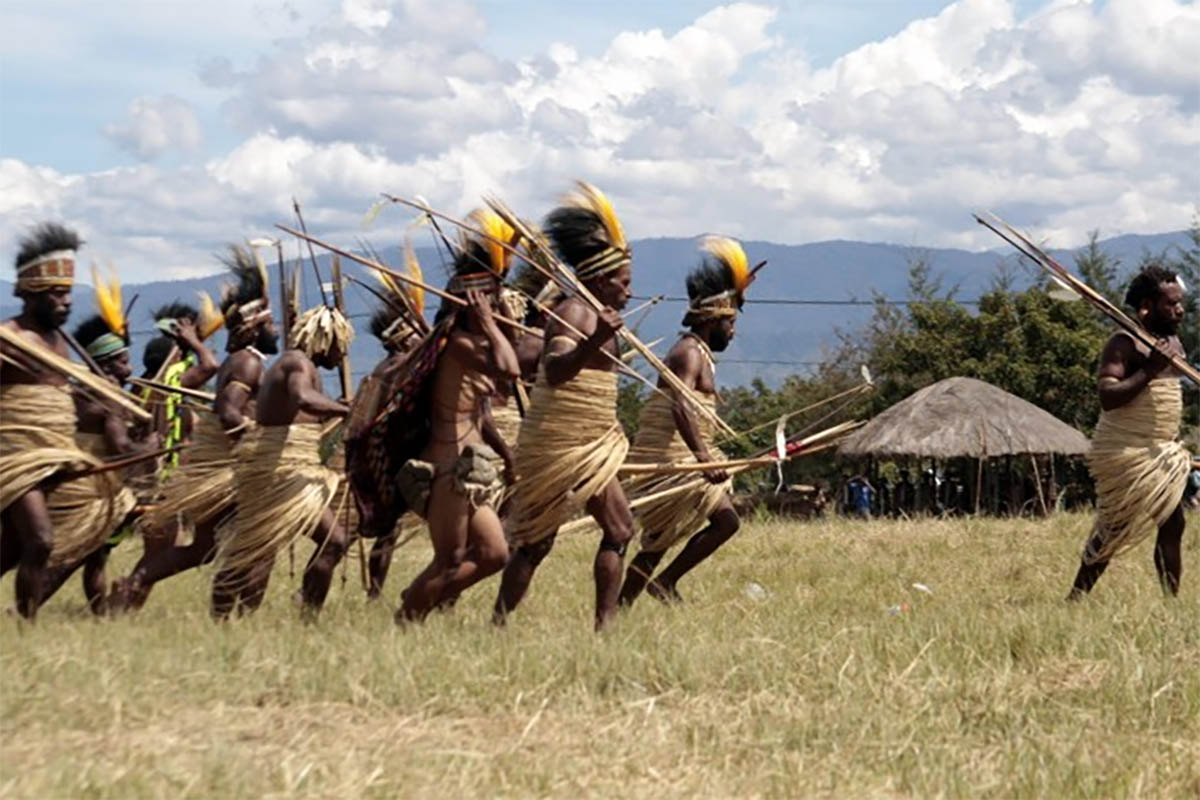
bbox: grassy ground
[1,512,1197,799]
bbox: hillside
[3,229,1191,388]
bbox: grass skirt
[214,423,340,582]
[506,369,628,546]
[626,392,731,553]
[1083,378,1191,563]
[143,414,239,530]
[0,384,124,565]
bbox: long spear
[384,194,735,438]
[0,327,151,421]
[292,197,330,307]
[276,225,661,390]
[976,211,1200,385]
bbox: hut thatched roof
[838,377,1090,459]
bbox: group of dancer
[0,181,1192,628]
[0,182,760,629]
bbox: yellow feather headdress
[544,180,632,280]
[197,291,225,341]
[464,207,517,277]
[683,236,756,324]
[91,263,127,340]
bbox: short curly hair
[1124,265,1178,311]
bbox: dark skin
[492,265,636,631]
[37,350,159,614]
[1069,281,1188,598]
[364,331,421,600]
[0,288,73,619]
[120,321,278,611]
[211,340,350,620]
[619,316,742,607]
[398,290,520,622]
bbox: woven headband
[575,246,632,281]
[85,332,129,360]
[15,249,75,293]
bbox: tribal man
[211,303,352,619]
[0,223,126,618]
[37,295,150,613]
[619,237,752,606]
[388,210,521,621]
[359,261,426,599]
[1068,265,1192,599]
[493,182,635,630]
[114,245,278,609]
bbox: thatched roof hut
[839,377,1089,459]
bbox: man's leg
[618,548,665,607]
[119,517,221,610]
[586,479,635,631]
[399,477,508,621]
[80,547,112,615]
[1068,523,1110,600]
[7,489,56,619]
[647,502,740,604]
[368,531,398,600]
[492,532,556,625]
[1154,503,1185,596]
[300,507,348,616]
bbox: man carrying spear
[36,282,155,613]
[492,182,636,631]
[383,209,522,622]
[357,249,427,599]
[618,237,753,606]
[113,245,278,610]
[1068,265,1192,598]
[210,301,352,619]
[0,223,141,618]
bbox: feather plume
[403,237,425,314]
[16,222,82,269]
[197,291,225,340]
[701,236,750,293]
[91,264,127,339]
[466,208,517,276]
[567,181,626,250]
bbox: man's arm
[215,354,263,435]
[480,398,516,485]
[666,342,727,484]
[1097,333,1172,412]
[172,320,220,389]
[285,357,349,418]
[543,300,623,386]
[447,290,521,380]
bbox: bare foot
[646,580,684,605]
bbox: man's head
[544,181,632,308]
[74,314,132,384]
[291,305,354,370]
[142,335,174,377]
[682,236,754,351]
[14,222,80,329]
[218,244,276,354]
[1125,265,1185,336]
[151,302,200,352]
[585,264,633,312]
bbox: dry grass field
[1,512,1197,799]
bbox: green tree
[1074,229,1122,306]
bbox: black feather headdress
[14,221,81,294]
[543,182,630,281]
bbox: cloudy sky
[2,0,1197,282]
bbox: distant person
[1067,266,1191,599]
[846,475,874,519]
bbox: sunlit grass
[1,513,1197,798]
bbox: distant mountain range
[3,229,1192,388]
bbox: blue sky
[1,0,1195,282]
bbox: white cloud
[5,0,1200,282]
[102,95,205,160]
